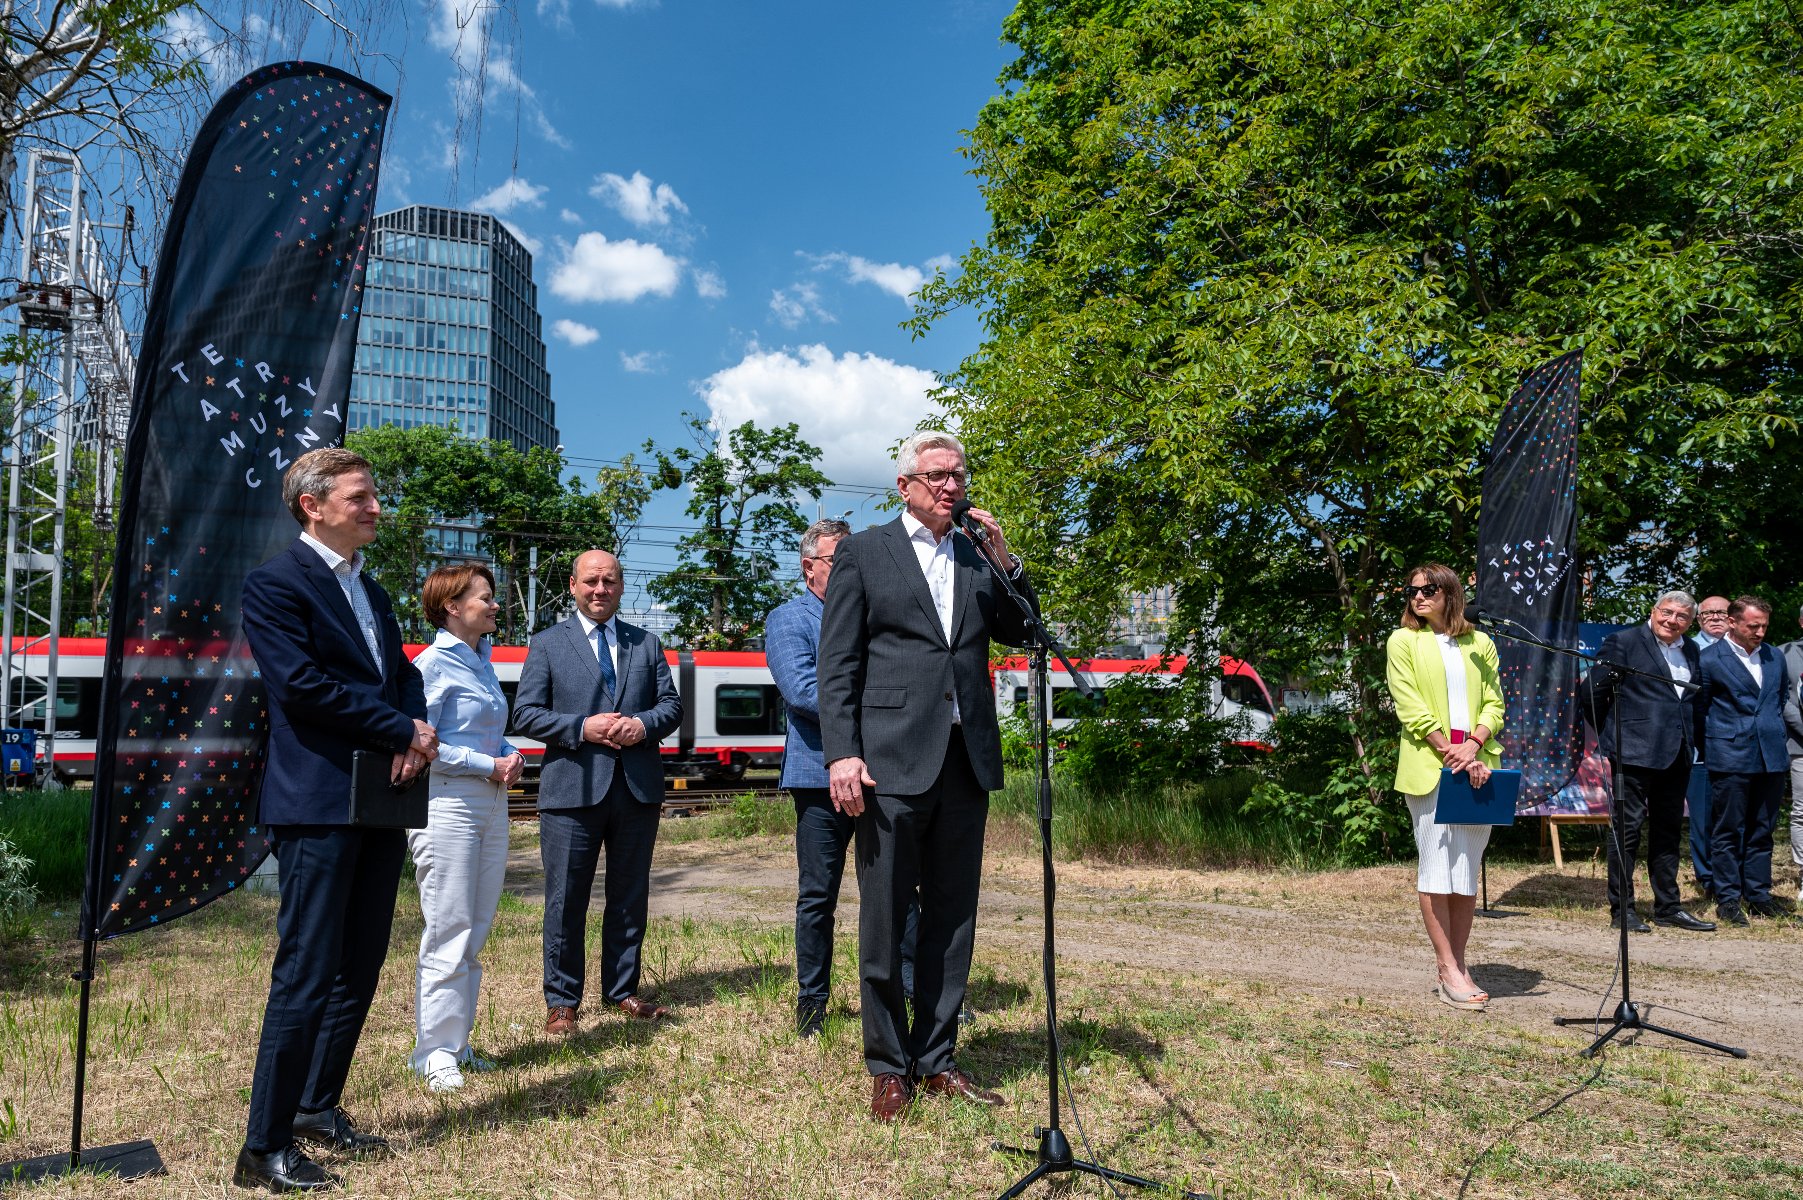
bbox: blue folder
[1434,768,1521,826]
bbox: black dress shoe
[1653,910,1716,932]
[796,1001,826,1039]
[1748,900,1791,920]
[1613,910,1652,933]
[1717,903,1750,927]
[233,1145,339,1192]
[291,1108,390,1159]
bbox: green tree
[917,0,1803,794]
[348,424,650,641]
[646,415,831,650]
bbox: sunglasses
[1403,583,1441,600]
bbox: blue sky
[204,0,1023,604]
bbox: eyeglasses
[902,469,967,489]
[1402,583,1441,600]
[1699,609,1729,618]
[805,554,835,564]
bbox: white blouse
[1436,633,1470,734]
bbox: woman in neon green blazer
[1385,562,1505,1012]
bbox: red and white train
[6,639,1275,786]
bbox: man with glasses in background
[766,518,854,1039]
[1688,594,1734,899]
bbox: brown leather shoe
[544,1005,578,1036]
[617,995,669,1020]
[920,1067,1006,1106]
[869,1073,913,1122]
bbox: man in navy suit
[236,448,437,1193]
[766,518,851,1038]
[512,549,683,1034]
[1579,591,1714,933]
[1695,595,1796,925]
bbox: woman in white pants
[409,563,525,1092]
[1385,563,1505,1012]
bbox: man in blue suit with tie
[765,518,851,1038]
[236,448,438,1193]
[512,549,683,1035]
[1695,595,1796,925]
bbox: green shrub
[0,789,89,898]
[1051,668,1242,794]
[1247,707,1406,864]
[718,791,797,839]
[0,834,35,936]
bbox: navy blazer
[510,614,682,809]
[1578,622,1700,770]
[1694,637,1792,774]
[819,517,1036,795]
[242,539,427,826]
[765,588,826,789]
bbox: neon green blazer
[1385,625,1505,796]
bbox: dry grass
[0,826,1800,1199]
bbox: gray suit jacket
[511,615,682,808]
[1783,639,1803,757]
[818,517,1035,795]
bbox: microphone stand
[955,523,1208,1200]
[1475,611,1745,1059]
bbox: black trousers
[855,727,988,1079]
[540,776,661,1009]
[1708,770,1783,908]
[1607,759,1690,918]
[792,788,854,1008]
[244,825,405,1153]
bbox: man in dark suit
[236,448,438,1193]
[1579,591,1714,933]
[512,549,683,1034]
[1695,595,1795,925]
[820,431,1035,1122]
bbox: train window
[1221,674,1273,714]
[1051,686,1102,720]
[716,685,783,735]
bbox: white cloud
[163,11,277,80]
[693,268,727,300]
[550,232,685,303]
[552,319,600,346]
[559,208,583,224]
[473,177,547,215]
[589,171,689,227]
[429,0,566,147]
[697,345,943,488]
[620,350,665,374]
[811,251,953,303]
[769,282,833,328]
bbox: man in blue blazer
[1579,591,1714,932]
[236,448,437,1193]
[512,549,682,1034]
[1695,595,1795,925]
[766,518,850,1038]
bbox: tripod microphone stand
[952,522,1207,1200]
[1475,611,1745,1060]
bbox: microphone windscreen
[949,498,975,526]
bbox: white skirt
[1405,786,1492,896]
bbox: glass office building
[349,205,558,454]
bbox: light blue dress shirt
[416,629,517,779]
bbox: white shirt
[901,511,960,722]
[298,530,382,677]
[1726,635,1764,688]
[573,610,621,684]
[1437,633,1470,734]
[1649,623,1691,699]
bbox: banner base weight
[2,1140,165,1185]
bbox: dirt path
[506,828,1803,1063]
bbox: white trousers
[1791,757,1803,869]
[1406,786,1492,897]
[407,776,510,1075]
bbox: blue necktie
[593,625,617,701]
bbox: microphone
[948,497,989,545]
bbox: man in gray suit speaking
[820,431,1036,1122]
[513,549,682,1034]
